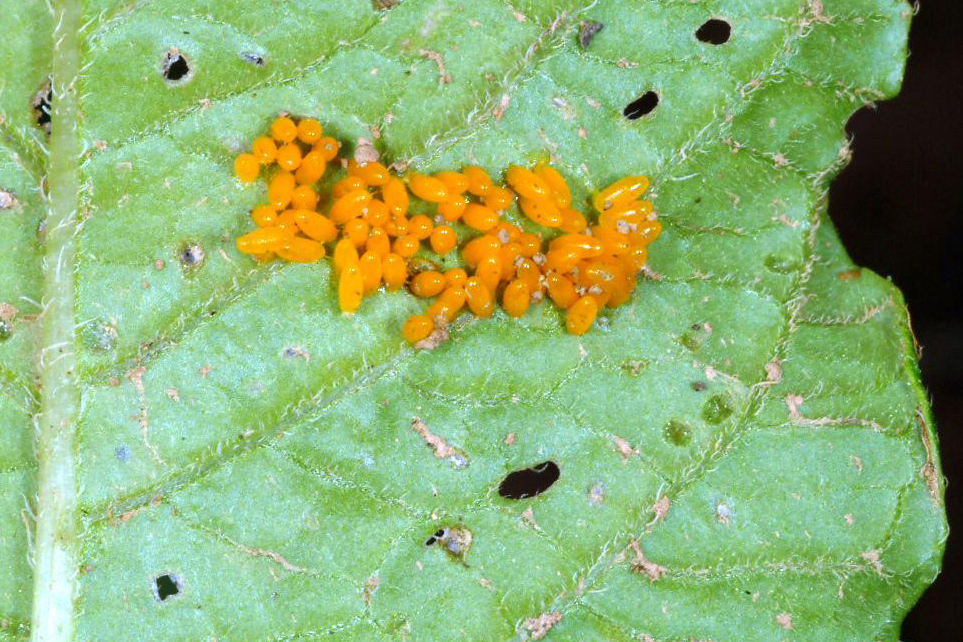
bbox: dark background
[828,1,961,639]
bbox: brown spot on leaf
[836,268,862,280]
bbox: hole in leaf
[696,19,731,45]
[427,526,473,561]
[497,461,560,499]
[241,51,266,66]
[178,243,205,270]
[425,528,447,546]
[161,49,193,83]
[0,320,11,342]
[32,77,53,134]
[623,92,658,120]
[153,574,182,601]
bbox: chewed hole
[623,92,659,120]
[241,51,266,66]
[497,461,560,499]
[178,243,205,270]
[696,18,731,45]
[161,48,193,83]
[32,77,53,134]
[153,574,182,601]
[425,528,447,546]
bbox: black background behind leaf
[831,2,962,638]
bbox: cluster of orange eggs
[234,116,661,341]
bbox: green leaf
[0,1,946,641]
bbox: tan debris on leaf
[523,611,562,640]
[776,612,793,630]
[362,575,379,604]
[0,189,18,210]
[0,302,18,323]
[234,541,308,574]
[917,408,943,505]
[628,539,666,582]
[785,394,805,418]
[127,366,164,465]
[651,496,670,524]
[493,93,511,120]
[419,49,452,84]
[411,416,468,467]
[354,138,380,164]
[612,434,639,461]
[414,314,450,350]
[520,507,541,531]
[861,549,884,575]
[764,360,783,384]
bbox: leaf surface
[0,1,946,641]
